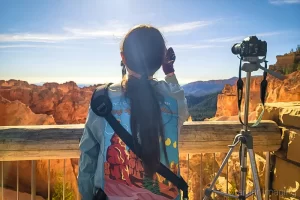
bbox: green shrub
[51,173,75,200]
[283,64,297,75]
[228,181,237,200]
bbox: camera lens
[231,43,241,55]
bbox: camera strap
[90,83,189,200]
[255,60,268,124]
[237,57,244,126]
[237,58,267,127]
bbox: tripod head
[240,56,285,80]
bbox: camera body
[231,36,267,57]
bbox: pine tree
[296,45,300,53]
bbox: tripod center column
[243,72,251,131]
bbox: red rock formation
[0,79,31,87]
[215,70,300,117]
[0,95,55,125]
[269,52,300,73]
[276,53,296,66]
[0,80,101,124]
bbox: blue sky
[0,0,299,85]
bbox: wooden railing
[0,120,282,200]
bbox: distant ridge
[182,77,238,97]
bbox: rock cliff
[0,95,56,126]
[215,70,300,118]
[269,51,300,74]
[258,102,300,199]
[0,80,101,124]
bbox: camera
[231,36,267,57]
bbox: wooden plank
[0,120,282,161]
[0,150,80,161]
[180,120,282,153]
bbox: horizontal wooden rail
[0,120,282,161]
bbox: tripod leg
[248,150,262,200]
[203,143,238,200]
[240,143,247,198]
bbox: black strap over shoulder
[90,83,114,117]
[90,83,189,200]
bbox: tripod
[203,56,285,200]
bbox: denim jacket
[78,74,189,200]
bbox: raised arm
[163,73,189,126]
[162,47,189,126]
